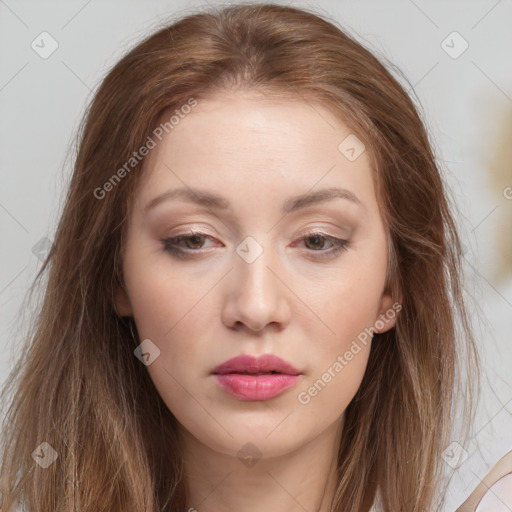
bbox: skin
[115,89,398,512]
[457,450,512,511]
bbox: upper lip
[212,354,301,375]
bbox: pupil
[306,235,323,250]
[186,235,203,249]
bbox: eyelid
[297,221,353,237]
[163,230,221,248]
[166,224,218,237]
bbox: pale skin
[115,89,398,512]
[457,450,512,511]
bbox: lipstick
[211,354,301,401]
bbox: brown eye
[162,231,218,258]
[183,234,207,249]
[304,234,329,251]
[294,232,350,260]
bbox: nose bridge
[235,234,273,282]
[238,245,273,295]
[223,235,290,332]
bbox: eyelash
[161,230,350,260]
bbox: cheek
[305,255,387,349]
[295,276,376,417]
[122,243,205,335]
[298,244,387,399]
[123,259,213,422]
[297,343,371,419]
[298,286,375,408]
[122,248,219,377]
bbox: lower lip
[214,373,300,400]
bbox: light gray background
[1,1,511,510]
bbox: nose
[221,244,291,333]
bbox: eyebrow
[143,186,362,214]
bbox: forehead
[154,90,357,165]
[134,90,377,213]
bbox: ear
[114,285,133,317]
[374,292,401,334]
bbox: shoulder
[456,450,512,511]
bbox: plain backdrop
[1,1,511,510]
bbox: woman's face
[116,90,397,458]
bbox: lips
[212,354,301,376]
[212,354,301,401]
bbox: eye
[162,231,219,258]
[161,230,350,260]
[294,232,350,259]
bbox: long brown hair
[0,4,478,511]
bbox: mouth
[211,353,301,376]
[227,371,281,375]
[211,354,302,401]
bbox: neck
[181,417,343,512]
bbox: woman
[0,3,484,511]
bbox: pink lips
[212,354,301,401]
